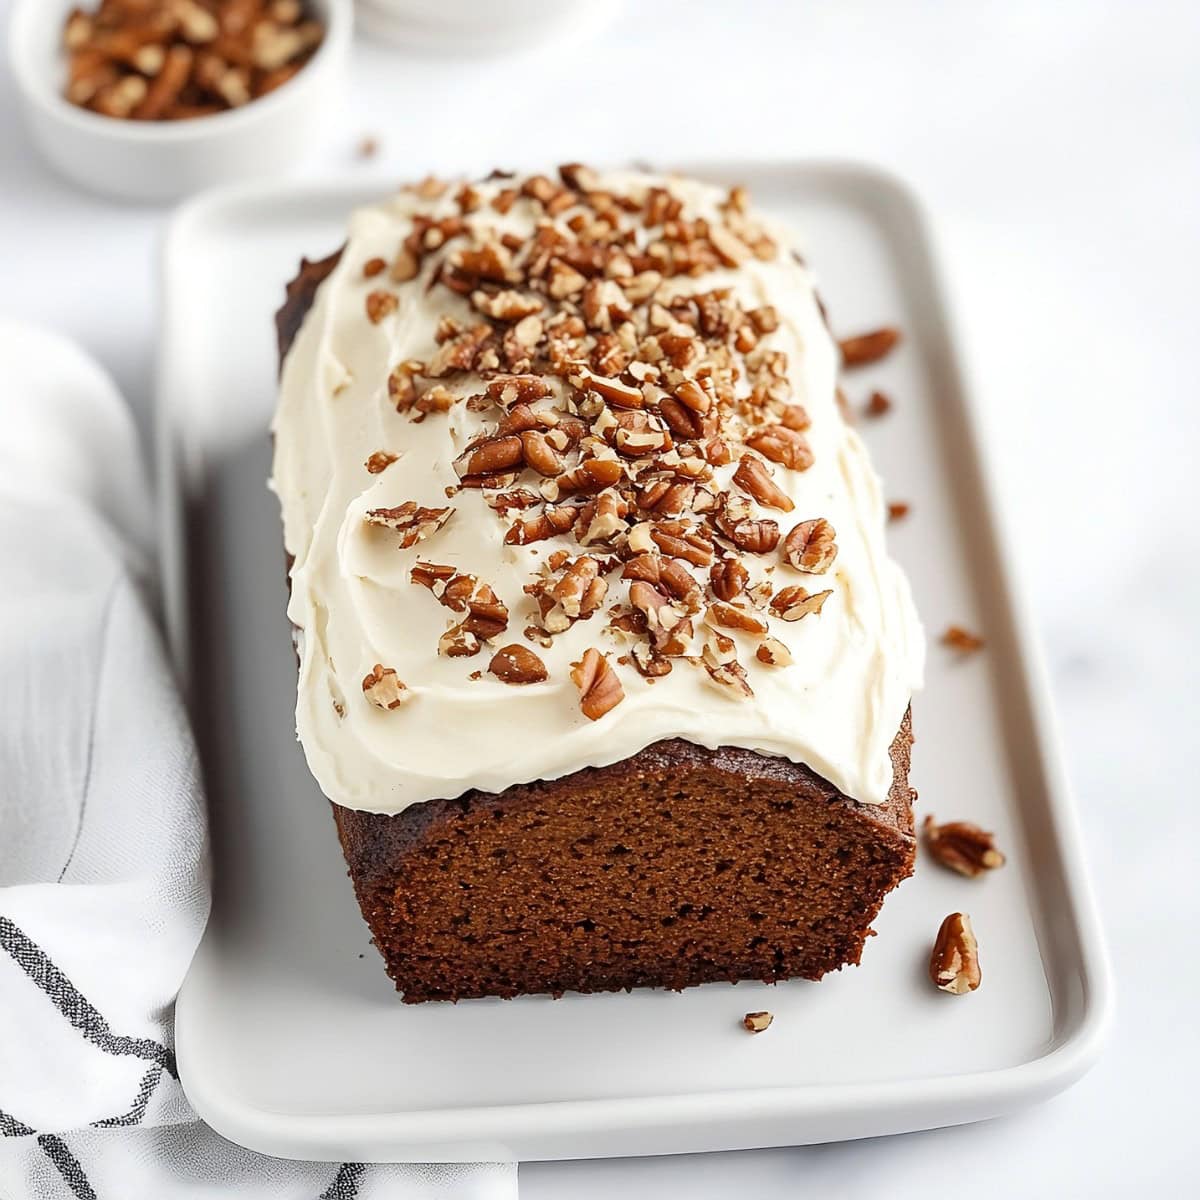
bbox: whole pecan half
[782,518,838,574]
[929,912,981,995]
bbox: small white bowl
[8,0,352,204]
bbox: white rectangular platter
[160,162,1112,1163]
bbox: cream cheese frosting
[271,169,923,814]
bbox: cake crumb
[942,625,985,653]
[742,1011,773,1033]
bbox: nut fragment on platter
[942,624,985,653]
[361,664,409,711]
[865,390,893,418]
[929,912,982,995]
[570,648,625,720]
[923,816,1006,877]
[742,1011,773,1034]
[488,644,549,685]
[838,327,901,367]
[887,501,910,522]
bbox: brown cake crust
[276,231,917,1004]
[333,716,915,1002]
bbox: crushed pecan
[942,625,985,653]
[365,290,399,324]
[488,644,549,685]
[364,451,397,474]
[571,648,625,720]
[364,502,453,549]
[782,518,838,574]
[733,455,794,512]
[706,601,768,635]
[361,664,408,710]
[745,425,814,472]
[755,637,793,666]
[923,816,1006,877]
[770,585,832,621]
[865,390,892,417]
[742,1011,773,1034]
[839,327,900,367]
[929,912,981,995]
[700,631,753,698]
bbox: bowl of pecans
[9,0,351,203]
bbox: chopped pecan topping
[364,502,454,549]
[706,601,768,635]
[520,430,565,476]
[577,490,629,545]
[733,455,794,512]
[742,1011,773,1034]
[782,518,838,573]
[571,648,625,720]
[505,504,579,545]
[769,585,832,621]
[839,327,900,367]
[361,664,409,710]
[700,631,753,698]
[365,290,399,323]
[745,425,814,472]
[364,451,397,474]
[779,404,811,431]
[455,434,524,480]
[649,523,713,567]
[438,623,481,658]
[923,816,1006,877]
[362,257,386,279]
[943,624,985,652]
[710,556,749,600]
[929,913,982,995]
[488,644,549,685]
[755,637,793,666]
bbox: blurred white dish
[7,0,352,204]
[356,0,611,53]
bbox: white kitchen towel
[0,319,517,1200]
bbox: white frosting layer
[271,171,924,813]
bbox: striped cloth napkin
[0,318,516,1200]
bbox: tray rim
[158,159,1114,1162]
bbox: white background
[2,1,1196,1195]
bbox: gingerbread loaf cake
[271,167,924,1003]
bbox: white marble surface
[1,1,1196,1194]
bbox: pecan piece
[454,434,524,480]
[943,625,985,653]
[650,524,714,567]
[888,501,911,521]
[488,644,549,685]
[438,623,481,658]
[364,502,454,549]
[504,504,578,545]
[733,455,794,512]
[364,451,397,474]
[700,631,753,698]
[779,404,811,431]
[770,585,832,621]
[571,648,625,720]
[782,518,838,574]
[365,290,398,323]
[755,637,793,667]
[707,601,768,635]
[710,556,749,600]
[742,1011,773,1034]
[929,912,982,995]
[361,664,409,710]
[923,816,1006,878]
[865,390,892,417]
[745,425,814,472]
[839,327,901,367]
[520,430,564,476]
[577,490,629,545]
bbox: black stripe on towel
[93,1064,163,1128]
[37,1135,98,1200]
[0,916,177,1079]
[0,1109,36,1138]
[320,1162,367,1200]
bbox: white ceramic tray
[159,162,1112,1163]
